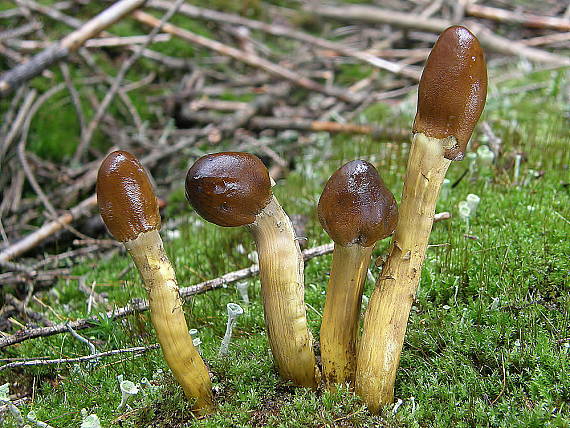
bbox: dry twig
[307,4,570,66]
[0,344,160,371]
[72,0,185,163]
[0,243,334,348]
[465,4,570,31]
[148,0,421,80]
[133,10,361,103]
[0,0,147,96]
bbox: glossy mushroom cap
[413,25,487,161]
[97,150,161,243]
[185,152,272,227]
[318,160,398,247]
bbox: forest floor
[0,0,569,427]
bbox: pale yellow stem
[125,230,214,414]
[249,196,320,388]
[355,133,452,412]
[321,244,373,388]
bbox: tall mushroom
[318,160,398,388]
[185,152,319,388]
[97,150,214,415]
[355,25,487,411]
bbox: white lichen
[0,383,24,426]
[236,281,250,304]
[80,409,101,428]
[117,379,139,410]
[219,303,244,356]
[465,194,481,217]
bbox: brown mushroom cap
[318,160,398,247]
[97,150,161,243]
[413,25,487,161]
[185,152,272,227]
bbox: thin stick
[521,32,570,47]
[66,324,97,357]
[249,117,409,141]
[0,86,25,141]
[0,134,198,263]
[132,10,361,103]
[0,89,37,163]
[0,0,147,96]
[465,4,570,32]
[0,243,333,349]
[7,34,172,50]
[308,5,570,66]
[173,110,409,141]
[0,345,159,371]
[148,0,421,80]
[0,22,41,41]
[59,62,86,133]
[72,0,185,164]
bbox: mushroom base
[249,196,320,388]
[125,229,214,414]
[321,244,374,388]
[355,132,451,412]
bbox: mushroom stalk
[320,244,373,386]
[124,230,213,413]
[355,133,450,410]
[317,159,398,389]
[97,150,214,415]
[185,152,319,388]
[249,196,319,387]
[355,25,487,412]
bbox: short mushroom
[97,150,214,415]
[355,25,487,411]
[318,160,397,388]
[185,152,319,388]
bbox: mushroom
[355,25,487,411]
[185,152,319,388]
[96,150,214,415]
[317,160,397,388]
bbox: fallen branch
[5,34,172,51]
[521,32,570,47]
[72,0,184,163]
[0,344,160,371]
[0,22,41,42]
[0,195,97,263]
[217,85,290,140]
[174,109,409,141]
[465,4,570,32]
[15,0,188,70]
[0,0,146,96]
[307,5,570,66]
[0,135,197,263]
[132,10,361,103]
[248,117,409,141]
[0,242,334,349]
[148,0,421,80]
